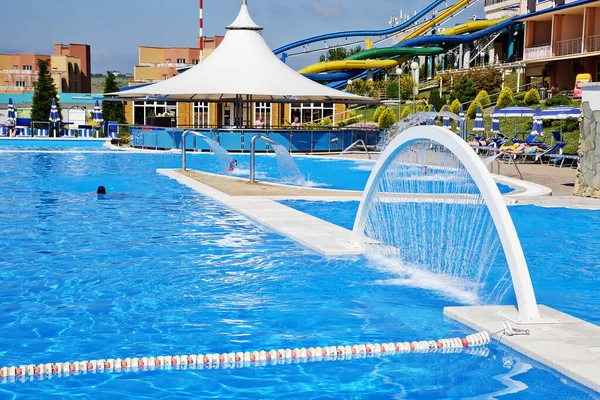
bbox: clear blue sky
[0,0,484,73]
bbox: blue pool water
[0,148,596,398]
[280,200,600,326]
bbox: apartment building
[0,44,91,94]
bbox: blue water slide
[326,18,520,89]
[272,0,446,55]
[303,70,365,83]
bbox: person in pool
[97,186,107,194]
[226,160,238,173]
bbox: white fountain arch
[353,126,540,321]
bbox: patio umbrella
[442,105,451,129]
[539,106,581,143]
[531,109,543,136]
[457,104,465,132]
[7,98,16,127]
[50,98,60,137]
[427,104,435,126]
[491,113,500,135]
[492,106,536,137]
[473,106,485,132]
[93,100,103,137]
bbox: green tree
[524,88,541,106]
[451,75,478,104]
[496,87,514,109]
[428,89,446,112]
[467,67,503,94]
[475,90,491,107]
[378,107,397,129]
[319,46,362,62]
[386,79,399,99]
[102,72,127,124]
[399,75,414,100]
[449,98,461,115]
[373,105,387,123]
[467,100,482,119]
[31,59,62,124]
[400,106,412,119]
[546,93,572,107]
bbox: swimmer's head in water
[97,186,107,194]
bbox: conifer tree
[102,72,127,124]
[31,59,61,123]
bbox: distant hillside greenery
[91,76,133,93]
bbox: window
[16,81,25,87]
[133,101,177,125]
[254,102,271,127]
[290,103,334,124]
[596,62,600,83]
[162,74,168,80]
[23,65,32,71]
[193,60,199,65]
[165,58,172,64]
[13,65,18,70]
[193,102,210,127]
[177,58,186,64]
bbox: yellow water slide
[298,59,399,75]
[403,0,473,41]
[441,18,506,35]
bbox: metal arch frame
[352,125,540,321]
[181,129,215,171]
[250,134,279,183]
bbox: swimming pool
[0,149,595,398]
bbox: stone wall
[574,102,600,198]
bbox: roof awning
[110,1,374,104]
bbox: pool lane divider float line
[0,332,490,384]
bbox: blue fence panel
[218,132,242,151]
[291,131,312,152]
[243,130,268,152]
[268,132,291,152]
[312,132,330,152]
[131,129,143,147]
[329,131,343,151]
[157,130,175,149]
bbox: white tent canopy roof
[113,1,371,103]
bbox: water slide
[325,17,519,89]
[297,0,482,83]
[272,0,447,56]
[300,47,445,82]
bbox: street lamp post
[411,61,419,112]
[396,67,402,121]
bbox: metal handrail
[181,129,216,171]
[250,134,279,183]
[340,140,371,159]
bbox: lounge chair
[17,127,31,137]
[79,128,93,138]
[548,154,579,168]
[0,127,7,137]
[512,133,545,147]
[34,129,49,137]
[62,129,76,138]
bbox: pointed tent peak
[227,0,263,31]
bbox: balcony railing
[553,37,583,57]
[0,69,36,75]
[587,35,600,53]
[524,44,551,61]
[484,0,518,7]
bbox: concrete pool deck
[445,305,600,393]
[158,169,364,256]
